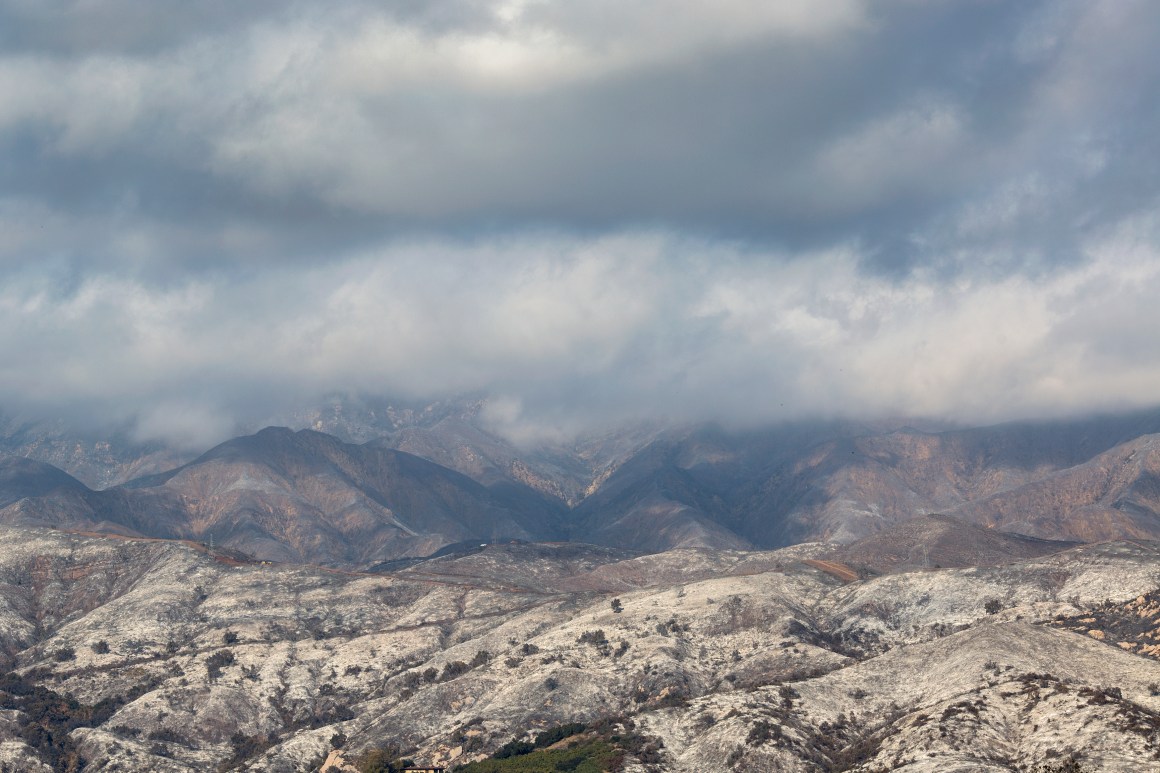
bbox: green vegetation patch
[453,738,621,773]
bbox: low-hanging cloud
[1,0,1160,446]
[3,225,1160,447]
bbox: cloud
[0,1,1159,443]
[5,0,1152,243]
[2,225,1160,445]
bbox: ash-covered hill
[0,526,1157,772]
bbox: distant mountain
[0,427,567,566]
[0,411,192,489]
[953,433,1160,541]
[558,413,1160,551]
[7,399,1160,561]
[0,456,89,505]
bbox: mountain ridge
[5,404,1160,565]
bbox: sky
[2,0,1160,447]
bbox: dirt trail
[802,559,859,583]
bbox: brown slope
[0,456,89,506]
[951,434,1160,541]
[0,428,570,567]
[0,456,189,538]
[726,415,1160,547]
[122,427,568,566]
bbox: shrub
[493,739,535,759]
[53,646,76,662]
[984,598,1003,615]
[218,728,273,766]
[91,641,110,655]
[0,672,129,770]
[534,722,586,748]
[355,743,406,772]
[746,720,780,746]
[205,650,236,680]
[223,630,238,645]
[1031,753,1088,772]
[148,727,187,744]
[578,630,608,646]
[611,598,623,613]
[440,661,470,682]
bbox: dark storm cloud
[1,0,1159,444]
[3,0,1155,255]
[0,0,499,55]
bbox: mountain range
[4,401,1160,567]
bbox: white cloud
[2,226,1159,444]
[1,0,1160,443]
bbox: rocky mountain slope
[6,402,1160,564]
[0,412,191,490]
[0,428,566,566]
[562,414,1160,552]
[0,525,1157,772]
